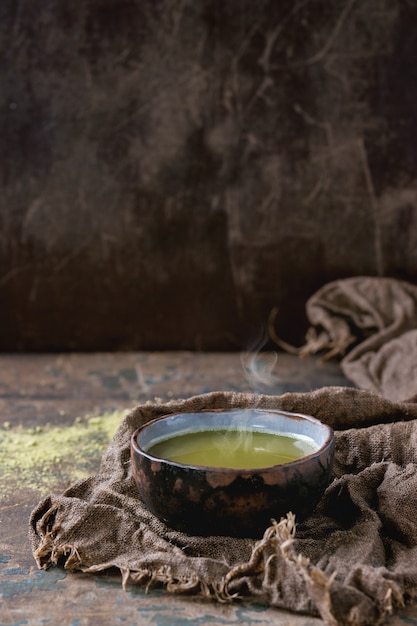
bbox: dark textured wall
[1,0,417,351]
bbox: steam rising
[241,329,284,393]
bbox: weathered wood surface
[2,1,417,351]
[0,352,416,625]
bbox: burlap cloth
[30,278,417,626]
[300,276,417,402]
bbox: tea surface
[146,428,318,469]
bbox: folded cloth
[30,389,417,626]
[301,277,417,401]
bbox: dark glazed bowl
[130,408,334,538]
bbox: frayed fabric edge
[31,511,405,626]
[32,512,335,622]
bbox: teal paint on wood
[0,555,11,565]
[0,569,66,600]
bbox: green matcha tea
[147,428,319,469]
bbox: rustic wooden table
[1,352,416,626]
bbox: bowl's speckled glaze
[130,408,335,538]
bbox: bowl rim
[130,407,334,473]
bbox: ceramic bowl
[130,408,334,537]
